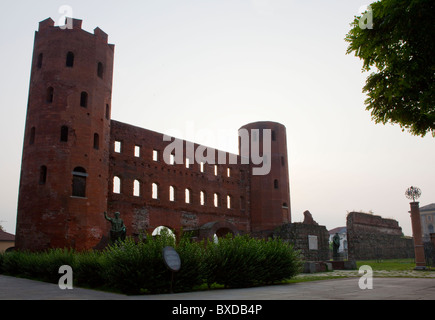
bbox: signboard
[308,235,318,251]
[163,246,181,272]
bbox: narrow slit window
[37,53,43,69]
[46,87,54,103]
[274,179,279,189]
[29,127,36,145]
[227,168,231,178]
[214,165,218,176]
[66,52,74,67]
[170,154,175,165]
[97,62,104,78]
[185,158,191,169]
[105,104,110,120]
[113,176,121,194]
[72,167,87,198]
[200,162,205,173]
[80,92,88,108]
[93,133,99,150]
[60,126,68,142]
[39,166,47,185]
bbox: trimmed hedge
[0,234,302,295]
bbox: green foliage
[0,234,302,295]
[345,0,435,137]
[204,235,302,288]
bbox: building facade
[15,18,292,251]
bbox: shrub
[204,235,302,288]
[104,234,175,295]
[0,234,302,294]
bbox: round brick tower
[239,122,291,233]
[16,18,114,251]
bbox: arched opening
[93,133,99,150]
[80,91,88,108]
[97,62,104,78]
[72,167,87,198]
[66,51,74,67]
[113,176,121,194]
[133,180,140,197]
[39,166,47,185]
[29,127,36,145]
[37,53,43,69]
[169,186,176,202]
[213,228,235,243]
[152,226,176,240]
[152,183,159,200]
[60,126,68,142]
[200,191,206,206]
[185,188,191,204]
[46,87,54,103]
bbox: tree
[345,0,435,137]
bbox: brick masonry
[347,212,414,260]
[15,18,292,251]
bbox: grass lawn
[356,259,417,271]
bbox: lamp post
[405,186,426,270]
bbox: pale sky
[0,0,433,236]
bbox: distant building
[0,230,15,252]
[328,226,347,255]
[420,203,435,242]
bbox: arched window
[60,126,68,142]
[29,127,36,145]
[274,179,279,189]
[105,104,110,120]
[97,62,104,78]
[113,176,121,194]
[214,193,220,208]
[169,186,176,202]
[46,87,54,103]
[200,191,206,206]
[66,52,74,67]
[37,53,43,69]
[152,183,159,200]
[72,167,87,198]
[133,180,140,197]
[80,92,88,108]
[93,133,99,150]
[185,188,191,204]
[39,166,47,185]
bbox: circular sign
[162,246,181,272]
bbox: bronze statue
[332,233,341,260]
[104,211,126,243]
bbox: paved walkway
[1,274,435,300]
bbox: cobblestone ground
[295,269,435,279]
